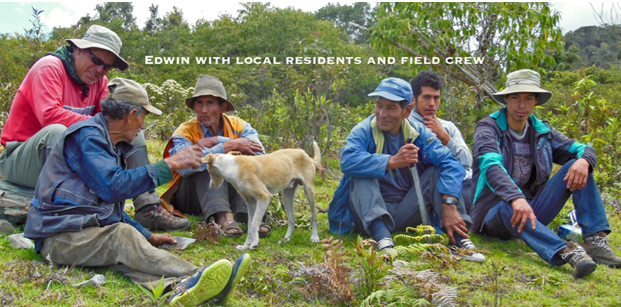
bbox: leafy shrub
[142,79,194,140]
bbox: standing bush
[142,79,194,140]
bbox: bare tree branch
[349,21,501,104]
[590,2,621,39]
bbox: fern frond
[404,225,437,235]
[392,243,449,257]
[361,287,429,307]
[394,233,445,243]
[431,285,458,307]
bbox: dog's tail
[312,141,321,165]
[312,141,324,173]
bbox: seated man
[24,78,250,306]
[328,77,484,262]
[160,75,268,237]
[471,69,621,278]
[408,70,474,213]
[0,24,189,231]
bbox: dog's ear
[202,154,215,165]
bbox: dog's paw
[236,245,248,251]
[278,236,291,244]
[310,236,320,243]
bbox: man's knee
[130,130,147,148]
[41,124,67,147]
[350,177,380,195]
[554,159,577,177]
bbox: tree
[316,2,376,44]
[94,2,137,30]
[144,4,163,33]
[564,26,621,69]
[366,2,564,108]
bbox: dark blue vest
[24,113,134,240]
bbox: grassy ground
[2,140,621,306]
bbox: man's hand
[442,203,469,244]
[387,143,419,170]
[423,116,450,146]
[510,198,537,233]
[196,136,218,148]
[165,144,202,171]
[564,158,590,191]
[223,138,263,155]
[148,233,176,246]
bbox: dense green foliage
[564,25,621,69]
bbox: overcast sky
[0,1,609,36]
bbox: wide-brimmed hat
[492,69,552,105]
[66,25,129,71]
[184,75,235,112]
[368,77,413,104]
[107,78,162,115]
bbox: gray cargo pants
[348,166,472,236]
[40,223,198,289]
[171,169,248,220]
[0,126,160,211]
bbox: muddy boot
[559,241,597,279]
[583,231,621,268]
[134,205,191,231]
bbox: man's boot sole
[573,260,597,279]
[169,259,232,306]
[151,222,192,231]
[215,253,252,305]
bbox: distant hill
[564,25,621,69]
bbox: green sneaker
[214,253,252,306]
[168,259,232,306]
[583,232,621,268]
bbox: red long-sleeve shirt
[1,56,108,145]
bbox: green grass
[2,140,621,306]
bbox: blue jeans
[482,159,610,266]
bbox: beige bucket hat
[66,25,129,71]
[107,78,162,115]
[184,75,235,111]
[492,69,552,105]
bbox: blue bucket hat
[368,77,413,104]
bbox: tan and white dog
[203,141,322,250]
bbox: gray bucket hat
[184,75,235,112]
[107,78,162,115]
[492,69,552,105]
[66,25,129,71]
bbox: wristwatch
[443,197,458,206]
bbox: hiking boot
[134,205,191,231]
[168,259,233,306]
[448,237,487,263]
[583,231,621,268]
[559,241,597,279]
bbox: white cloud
[39,3,94,30]
[551,2,603,33]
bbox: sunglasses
[87,49,115,70]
